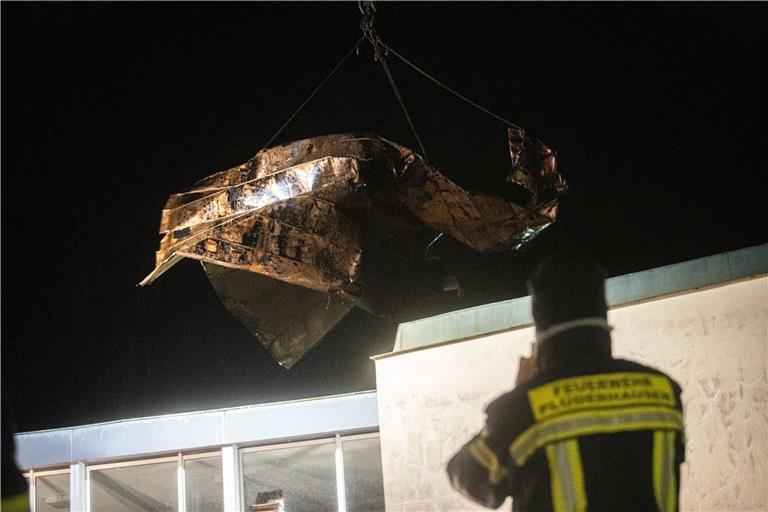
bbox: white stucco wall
[374,276,767,512]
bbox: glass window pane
[35,473,70,512]
[343,438,385,512]
[242,443,337,512]
[185,456,223,512]
[90,461,178,512]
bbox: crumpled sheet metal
[506,127,566,220]
[202,262,354,368]
[141,130,566,367]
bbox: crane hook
[358,0,376,16]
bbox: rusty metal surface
[203,262,355,369]
[142,131,566,367]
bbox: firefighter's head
[527,254,608,336]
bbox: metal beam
[221,446,243,512]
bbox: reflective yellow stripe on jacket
[546,438,587,512]
[510,405,683,466]
[653,430,678,512]
[467,435,509,485]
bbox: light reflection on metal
[141,131,566,367]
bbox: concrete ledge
[392,243,768,353]
[15,391,378,469]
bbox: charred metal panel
[203,262,356,368]
[142,131,566,367]
[506,127,567,218]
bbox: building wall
[374,276,767,512]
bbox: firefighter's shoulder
[611,358,684,401]
[483,382,541,441]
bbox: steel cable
[261,36,364,151]
[381,41,523,131]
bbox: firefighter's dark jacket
[447,329,685,511]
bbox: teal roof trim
[392,244,768,353]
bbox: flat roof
[15,391,378,470]
[387,243,768,354]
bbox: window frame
[86,454,180,512]
[182,450,224,512]
[24,468,70,512]
[238,431,381,512]
[24,431,381,512]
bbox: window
[35,471,70,512]
[89,459,177,512]
[242,442,337,512]
[342,437,385,512]
[185,455,223,512]
[26,432,384,512]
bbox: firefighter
[447,255,685,511]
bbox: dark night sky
[2,3,766,432]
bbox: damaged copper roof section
[141,130,566,367]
